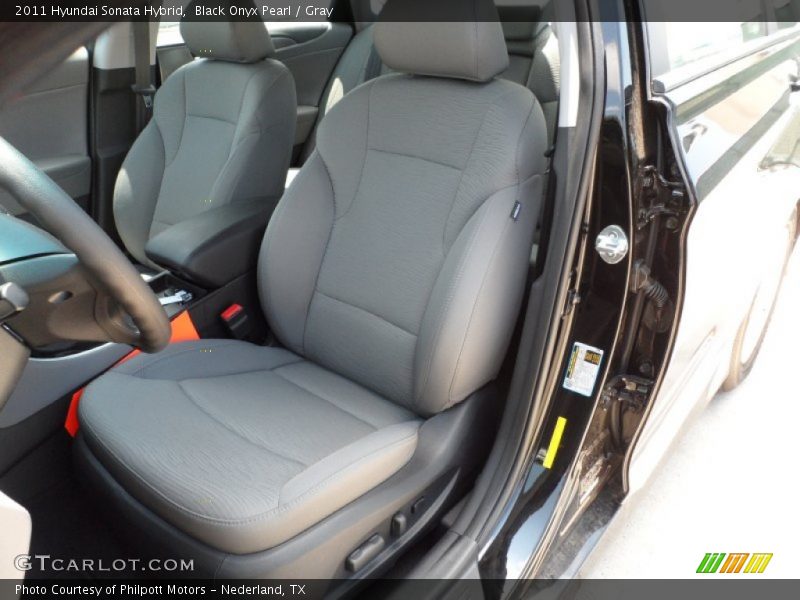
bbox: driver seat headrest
[373,0,509,83]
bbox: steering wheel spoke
[0,138,170,353]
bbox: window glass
[661,21,768,73]
[643,0,775,77]
[157,21,183,47]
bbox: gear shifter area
[145,272,204,319]
[158,289,193,308]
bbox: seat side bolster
[212,62,297,207]
[259,151,336,354]
[413,93,548,416]
[279,421,420,507]
[413,187,534,415]
[113,117,168,267]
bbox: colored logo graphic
[696,553,773,574]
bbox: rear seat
[286,18,560,187]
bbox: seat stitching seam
[196,68,274,207]
[301,153,336,354]
[149,71,187,242]
[209,130,259,207]
[176,382,309,467]
[441,87,522,250]
[333,80,374,223]
[261,166,304,349]
[441,97,494,251]
[315,149,338,214]
[128,342,244,376]
[164,71,188,170]
[183,113,239,125]
[148,362,300,380]
[232,68,289,140]
[276,431,418,507]
[142,125,169,249]
[270,368,381,430]
[369,147,461,171]
[127,344,302,378]
[314,290,418,337]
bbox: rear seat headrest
[181,1,275,63]
[498,4,544,41]
[373,0,509,83]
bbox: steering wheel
[0,138,171,353]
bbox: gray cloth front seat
[113,15,296,268]
[78,0,548,579]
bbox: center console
[143,199,270,289]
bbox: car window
[642,0,775,78]
[157,21,182,47]
[661,21,768,73]
[644,0,800,81]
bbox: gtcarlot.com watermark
[15,554,194,573]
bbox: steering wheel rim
[0,137,171,353]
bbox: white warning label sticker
[562,342,604,397]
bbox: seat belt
[132,21,155,132]
[532,138,558,280]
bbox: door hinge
[637,165,687,230]
[561,288,581,319]
[600,375,652,412]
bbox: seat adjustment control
[391,512,407,537]
[411,496,427,515]
[345,533,385,572]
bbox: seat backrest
[113,13,296,266]
[259,0,548,417]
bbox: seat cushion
[79,340,420,554]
